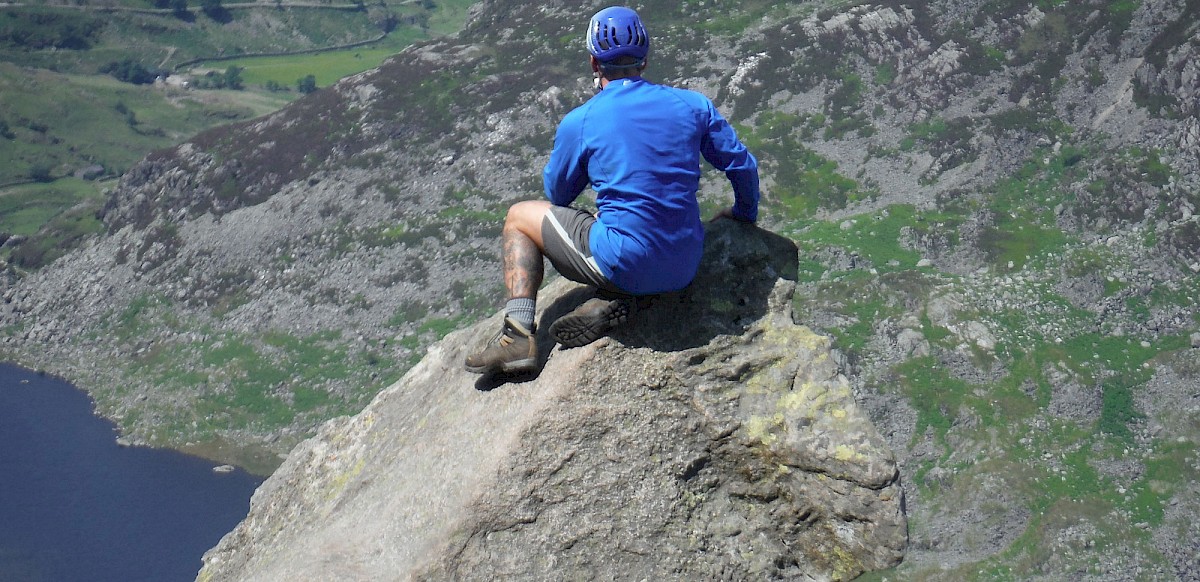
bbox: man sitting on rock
[466,5,760,375]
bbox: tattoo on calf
[503,227,543,299]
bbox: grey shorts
[541,206,623,294]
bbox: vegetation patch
[0,179,107,269]
[1074,146,1188,229]
[1133,0,1198,116]
[978,148,1086,271]
[793,205,933,269]
[215,40,421,91]
[822,69,873,140]
[737,114,870,219]
[131,326,397,438]
[1123,440,1198,526]
[901,116,978,181]
[0,7,104,51]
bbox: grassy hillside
[0,62,272,182]
[0,178,109,269]
[0,0,478,269]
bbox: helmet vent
[586,6,649,61]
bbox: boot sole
[550,300,631,348]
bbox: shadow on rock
[543,219,799,353]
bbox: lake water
[0,364,264,582]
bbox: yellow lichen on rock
[833,444,865,463]
[324,457,367,506]
[761,318,828,352]
[829,543,865,581]
[778,381,830,416]
[745,414,784,446]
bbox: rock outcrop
[198,221,906,581]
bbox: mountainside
[2,0,1199,578]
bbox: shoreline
[1,360,283,477]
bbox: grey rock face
[198,221,906,581]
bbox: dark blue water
[0,364,264,582]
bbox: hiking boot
[464,317,538,374]
[549,294,634,348]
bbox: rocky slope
[198,221,907,581]
[1,0,1198,578]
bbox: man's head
[586,6,649,79]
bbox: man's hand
[710,207,755,224]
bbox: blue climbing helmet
[586,6,649,64]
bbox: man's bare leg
[501,200,552,300]
[464,200,552,374]
[502,201,550,300]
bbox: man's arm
[542,112,590,206]
[699,101,759,223]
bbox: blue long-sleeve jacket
[543,77,759,295]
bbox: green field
[0,61,281,184]
[203,0,483,89]
[0,179,104,236]
[423,0,478,36]
[205,34,422,89]
[0,178,109,269]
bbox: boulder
[198,221,906,581]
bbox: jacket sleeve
[699,101,760,223]
[543,111,590,206]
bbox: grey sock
[504,298,536,330]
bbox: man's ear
[589,55,601,74]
